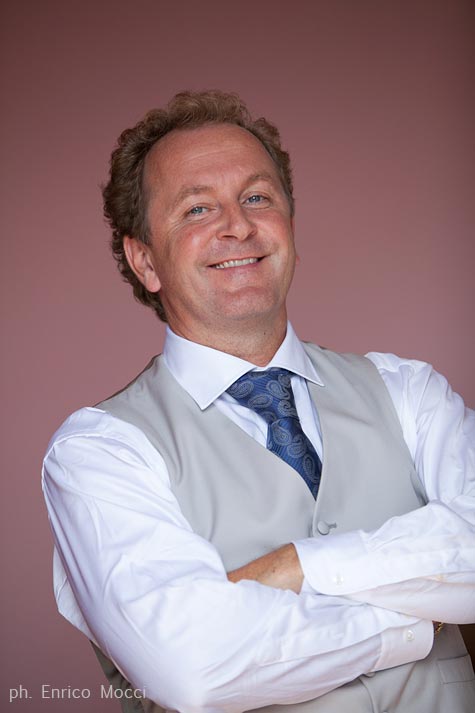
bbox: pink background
[1,1,474,710]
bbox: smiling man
[42,91,475,713]
[123,122,296,364]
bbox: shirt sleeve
[42,407,433,713]
[295,354,475,624]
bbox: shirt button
[333,573,344,586]
[406,629,415,642]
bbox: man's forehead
[143,123,278,192]
[148,122,261,157]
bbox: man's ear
[123,236,161,293]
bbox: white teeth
[214,257,259,269]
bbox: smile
[213,257,260,269]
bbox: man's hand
[227,543,304,593]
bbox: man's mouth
[212,257,261,269]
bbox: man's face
[127,123,296,341]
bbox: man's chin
[211,294,286,325]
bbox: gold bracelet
[434,621,445,636]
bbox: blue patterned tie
[227,368,322,498]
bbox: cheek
[262,212,293,237]
[156,229,207,289]
[174,223,210,254]
[185,231,207,254]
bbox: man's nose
[216,203,256,241]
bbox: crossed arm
[228,542,303,592]
[43,423,474,712]
[42,359,475,711]
[227,541,474,634]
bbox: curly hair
[102,90,295,321]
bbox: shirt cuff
[371,616,434,672]
[294,532,403,595]
[299,576,317,595]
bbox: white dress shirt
[42,324,475,712]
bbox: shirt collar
[163,322,324,410]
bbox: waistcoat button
[316,521,336,535]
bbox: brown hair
[102,90,294,321]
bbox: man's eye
[188,206,206,216]
[246,194,266,204]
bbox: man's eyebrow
[244,172,277,186]
[170,173,278,210]
[172,185,213,210]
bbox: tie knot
[226,368,297,424]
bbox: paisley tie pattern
[227,368,322,498]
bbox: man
[43,91,475,712]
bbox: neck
[169,313,288,366]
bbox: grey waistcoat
[95,343,474,712]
